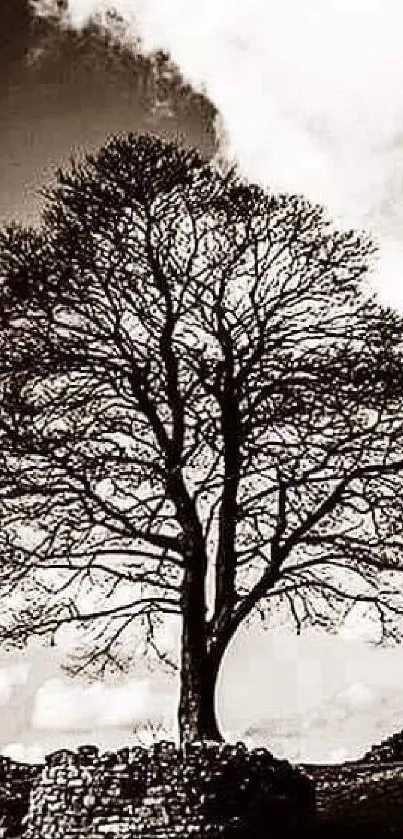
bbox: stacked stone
[305,762,403,831]
[24,745,151,839]
[179,741,313,832]
[24,748,99,839]
[9,736,403,839]
[116,741,313,839]
[303,763,356,817]
[21,741,315,839]
[0,756,41,838]
[90,747,149,836]
[362,729,403,764]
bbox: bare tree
[1,133,403,744]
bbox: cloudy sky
[0,0,217,225]
[3,0,403,765]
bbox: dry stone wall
[304,761,403,836]
[0,756,40,838]
[23,742,315,839]
[5,740,403,838]
[361,729,403,763]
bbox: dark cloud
[0,0,33,74]
[0,1,218,224]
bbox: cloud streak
[32,677,151,729]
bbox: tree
[1,133,403,744]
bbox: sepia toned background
[2,0,403,765]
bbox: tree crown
[1,133,403,678]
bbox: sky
[0,0,217,225]
[59,0,403,307]
[2,0,403,764]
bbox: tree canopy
[1,133,403,741]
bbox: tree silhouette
[1,133,403,743]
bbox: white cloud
[338,605,381,644]
[36,0,403,308]
[54,2,401,208]
[373,238,403,308]
[0,673,13,705]
[0,663,30,705]
[32,677,151,729]
[337,683,375,711]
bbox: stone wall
[0,756,40,837]
[303,761,403,836]
[23,742,314,839]
[361,729,403,763]
[5,742,403,838]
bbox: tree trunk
[178,638,223,744]
[177,543,232,745]
[178,558,225,745]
